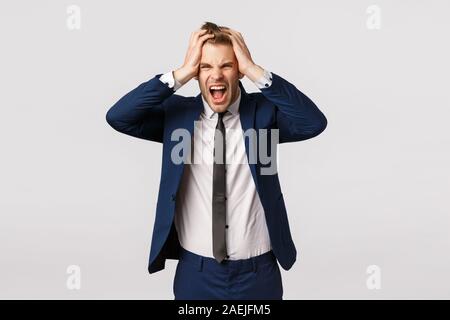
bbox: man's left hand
[222,27,264,81]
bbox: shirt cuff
[253,69,273,89]
[159,71,182,91]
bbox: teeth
[210,85,226,90]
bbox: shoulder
[162,93,196,110]
[248,91,276,111]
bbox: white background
[1,0,449,299]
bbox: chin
[209,105,226,113]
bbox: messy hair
[200,21,232,46]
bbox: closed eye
[200,63,234,69]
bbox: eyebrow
[199,61,234,67]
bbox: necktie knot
[217,111,227,119]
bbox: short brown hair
[200,21,232,46]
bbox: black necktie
[212,111,227,263]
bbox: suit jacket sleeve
[105,74,174,143]
[260,72,328,143]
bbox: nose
[210,67,224,80]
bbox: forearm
[173,67,196,86]
[243,64,265,83]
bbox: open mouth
[209,85,227,104]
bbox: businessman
[106,22,327,300]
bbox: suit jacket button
[171,194,176,201]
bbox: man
[106,22,327,300]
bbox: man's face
[195,43,243,113]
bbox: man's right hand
[173,29,214,86]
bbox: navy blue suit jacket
[106,72,327,274]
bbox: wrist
[174,66,196,86]
[243,63,264,82]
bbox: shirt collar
[201,86,241,119]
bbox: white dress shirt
[159,69,274,260]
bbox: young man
[106,22,327,299]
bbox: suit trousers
[173,246,283,300]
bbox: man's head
[194,22,244,113]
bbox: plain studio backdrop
[1,0,449,299]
